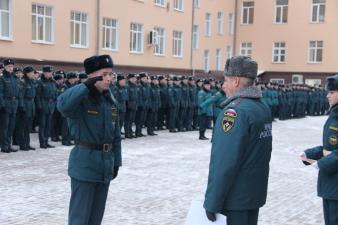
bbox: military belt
[76,142,113,152]
[323,149,332,157]
[6,96,17,100]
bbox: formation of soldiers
[0,58,330,153]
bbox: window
[172,30,183,57]
[192,25,198,49]
[241,1,254,25]
[226,45,233,60]
[32,3,53,43]
[228,13,234,34]
[193,0,200,8]
[217,12,224,35]
[0,0,11,39]
[275,0,288,24]
[309,40,323,63]
[205,13,211,36]
[70,11,88,47]
[272,42,286,63]
[130,23,143,53]
[174,0,184,11]
[216,49,222,71]
[240,42,252,57]
[204,50,210,72]
[154,0,165,7]
[270,78,285,84]
[154,27,165,55]
[102,18,118,51]
[311,0,325,23]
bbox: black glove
[113,166,119,179]
[205,209,216,222]
[84,76,103,94]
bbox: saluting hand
[84,76,103,95]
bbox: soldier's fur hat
[225,56,257,79]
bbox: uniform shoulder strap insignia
[221,108,238,133]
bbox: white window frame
[0,0,12,40]
[173,0,184,12]
[311,0,325,23]
[172,30,183,58]
[272,42,286,63]
[217,12,224,35]
[240,42,252,57]
[270,78,285,84]
[216,49,222,71]
[228,13,234,35]
[70,11,88,48]
[204,49,210,72]
[226,45,233,60]
[205,13,211,37]
[241,1,254,25]
[32,3,54,44]
[130,22,144,54]
[308,40,323,63]
[154,0,166,7]
[275,0,288,24]
[193,0,200,8]
[102,17,118,51]
[192,25,199,49]
[153,27,165,56]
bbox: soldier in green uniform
[300,74,338,225]
[114,74,128,137]
[157,75,169,130]
[187,76,197,131]
[168,77,179,132]
[204,56,272,225]
[147,75,161,135]
[36,65,57,149]
[51,71,65,142]
[125,74,138,138]
[135,73,149,137]
[57,55,121,225]
[0,59,21,153]
[197,80,213,140]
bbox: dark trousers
[0,111,16,149]
[125,110,136,136]
[147,110,158,134]
[68,178,110,225]
[192,106,199,129]
[157,107,167,128]
[135,108,147,135]
[118,112,125,133]
[199,114,211,132]
[62,117,71,143]
[225,209,259,225]
[16,114,33,148]
[184,106,193,130]
[168,107,178,130]
[39,113,52,145]
[177,106,187,130]
[323,199,338,225]
[51,110,62,139]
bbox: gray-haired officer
[57,55,122,225]
[204,56,272,225]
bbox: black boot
[199,131,209,140]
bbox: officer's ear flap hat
[66,71,78,79]
[42,65,53,73]
[3,58,14,66]
[128,73,136,79]
[326,74,338,91]
[117,74,125,81]
[83,54,114,75]
[78,72,87,79]
[158,75,165,81]
[138,72,147,79]
[23,66,35,75]
[225,56,258,79]
[203,79,210,85]
[14,67,22,73]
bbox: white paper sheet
[184,200,227,225]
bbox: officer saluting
[57,55,122,225]
[203,56,272,225]
[300,74,338,225]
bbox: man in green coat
[204,56,272,225]
[57,55,121,225]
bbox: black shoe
[46,143,55,148]
[199,136,209,140]
[169,129,177,133]
[20,146,29,151]
[1,148,10,153]
[40,144,47,149]
[148,133,157,136]
[28,146,36,150]
[51,137,61,142]
[62,142,72,146]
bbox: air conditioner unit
[292,74,303,84]
[148,30,159,46]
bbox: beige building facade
[0,0,337,84]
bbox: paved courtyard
[0,116,326,225]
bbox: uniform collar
[220,86,262,108]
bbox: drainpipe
[96,0,100,55]
[190,1,195,76]
[232,0,239,56]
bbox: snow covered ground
[0,116,327,225]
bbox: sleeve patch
[328,135,338,145]
[221,108,237,133]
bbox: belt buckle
[103,144,111,152]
